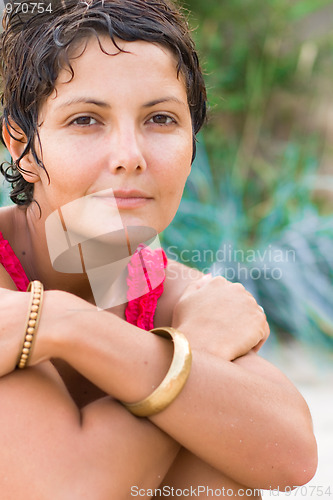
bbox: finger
[253,336,267,351]
[253,315,270,351]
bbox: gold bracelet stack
[122,327,192,417]
[17,280,44,369]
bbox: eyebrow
[55,96,185,110]
[143,97,186,107]
[55,98,111,110]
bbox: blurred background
[163,0,333,351]
[0,0,332,495]
[162,0,333,496]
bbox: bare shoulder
[0,263,17,290]
[154,259,204,327]
[165,259,203,296]
[0,205,17,237]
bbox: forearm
[0,362,178,499]
[152,350,317,489]
[43,292,317,490]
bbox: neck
[18,204,95,302]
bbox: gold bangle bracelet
[122,327,192,417]
[17,280,44,369]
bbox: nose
[108,124,147,174]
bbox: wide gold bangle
[122,327,192,417]
[17,280,44,369]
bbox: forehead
[50,36,187,102]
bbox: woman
[0,0,317,498]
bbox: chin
[119,215,157,232]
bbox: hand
[171,275,269,361]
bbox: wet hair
[0,0,207,206]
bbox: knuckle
[211,275,227,285]
[232,282,245,291]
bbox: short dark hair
[0,0,207,206]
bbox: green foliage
[0,147,11,207]
[163,1,333,347]
[0,176,6,206]
[186,0,295,114]
[184,0,333,158]
[162,140,333,347]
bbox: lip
[92,189,153,209]
[113,189,152,199]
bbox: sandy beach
[261,339,333,500]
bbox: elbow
[288,404,318,489]
[288,434,318,488]
[275,395,318,490]
[272,429,318,491]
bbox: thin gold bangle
[121,327,192,417]
[17,280,44,369]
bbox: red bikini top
[0,232,30,291]
[0,232,167,331]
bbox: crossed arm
[0,267,317,498]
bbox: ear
[2,119,41,184]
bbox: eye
[71,116,98,126]
[148,114,176,126]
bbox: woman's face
[32,35,193,237]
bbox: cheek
[157,145,191,219]
[167,145,192,191]
[151,133,192,179]
[38,136,97,190]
